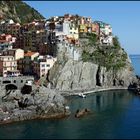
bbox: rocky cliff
[0,1,44,23]
[0,85,70,124]
[48,36,137,92]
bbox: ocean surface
[130,55,140,76]
[0,55,140,139]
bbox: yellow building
[2,48,24,60]
[79,24,87,33]
[79,24,92,33]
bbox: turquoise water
[0,55,140,139]
[130,55,140,76]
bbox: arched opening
[21,85,32,94]
[5,84,17,91]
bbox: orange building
[92,23,100,35]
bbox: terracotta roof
[24,52,38,57]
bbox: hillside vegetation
[0,0,44,24]
[81,35,128,71]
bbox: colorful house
[79,24,87,33]
[2,48,24,60]
[23,51,39,75]
[0,55,18,77]
[0,34,16,51]
[33,55,57,78]
[63,20,79,40]
[91,23,100,35]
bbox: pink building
[0,34,12,43]
[92,23,100,35]
[0,34,17,51]
[80,17,92,25]
[0,55,19,77]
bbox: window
[14,80,16,83]
[21,80,23,83]
[42,64,45,67]
[46,64,50,67]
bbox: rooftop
[24,51,38,57]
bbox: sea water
[0,55,140,139]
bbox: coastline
[0,86,137,125]
[59,86,131,96]
[0,112,70,125]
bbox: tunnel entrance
[5,84,18,91]
[21,85,32,94]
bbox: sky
[24,1,140,55]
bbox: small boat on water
[65,106,70,110]
[78,93,86,98]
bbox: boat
[65,106,70,110]
[78,93,86,98]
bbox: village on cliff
[0,14,113,85]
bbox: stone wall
[0,76,34,90]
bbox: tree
[113,36,121,48]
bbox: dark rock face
[75,108,91,118]
[128,75,140,95]
[0,86,70,124]
[48,59,136,91]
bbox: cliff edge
[48,35,137,92]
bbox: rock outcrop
[48,38,137,92]
[0,85,70,124]
[49,59,136,91]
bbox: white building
[33,55,57,77]
[2,48,24,60]
[100,35,113,45]
[63,20,79,40]
[100,24,112,36]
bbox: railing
[0,76,34,80]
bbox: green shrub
[82,37,127,71]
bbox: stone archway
[5,84,18,91]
